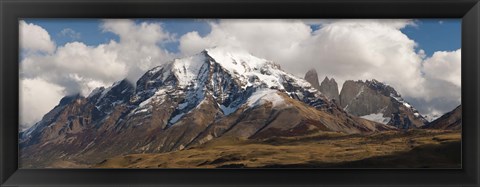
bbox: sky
[19,19,461,130]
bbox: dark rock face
[424,105,461,130]
[339,80,395,116]
[19,49,392,168]
[304,69,320,90]
[339,79,427,129]
[319,76,340,104]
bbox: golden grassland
[93,129,461,168]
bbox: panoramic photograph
[18,19,461,168]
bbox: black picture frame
[1,0,479,186]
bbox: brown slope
[187,91,395,149]
[20,94,221,167]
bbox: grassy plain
[94,129,461,168]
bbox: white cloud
[100,19,175,81]
[19,20,56,54]
[102,19,173,46]
[179,19,312,60]
[405,49,462,118]
[20,20,175,128]
[423,49,461,88]
[20,78,65,129]
[178,31,212,56]
[59,28,81,40]
[301,20,424,98]
[21,20,176,96]
[306,19,416,30]
[21,42,127,95]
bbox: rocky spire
[304,69,321,90]
[319,76,340,104]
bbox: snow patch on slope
[219,104,238,115]
[360,113,391,124]
[356,85,365,98]
[391,94,412,109]
[169,113,185,124]
[131,89,169,116]
[425,114,441,122]
[247,89,286,108]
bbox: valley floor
[93,129,461,168]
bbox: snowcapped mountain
[19,47,394,168]
[126,48,329,128]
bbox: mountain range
[304,69,447,129]
[19,48,461,168]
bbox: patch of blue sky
[401,19,461,57]
[22,19,119,47]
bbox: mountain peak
[364,79,400,98]
[306,68,318,75]
[58,93,83,106]
[204,47,282,74]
